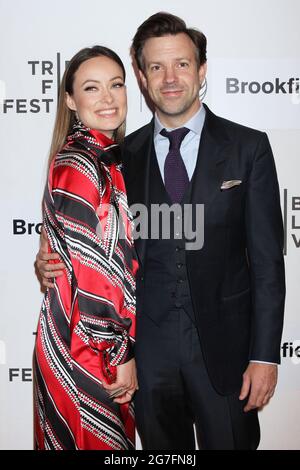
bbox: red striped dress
[34,122,138,450]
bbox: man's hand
[36,227,66,288]
[103,358,138,405]
[239,362,278,412]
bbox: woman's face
[66,55,127,138]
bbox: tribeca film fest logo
[0,333,36,383]
[0,53,68,114]
[0,339,33,383]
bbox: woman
[34,46,138,450]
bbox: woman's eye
[84,86,97,92]
[112,82,124,88]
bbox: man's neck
[156,101,201,129]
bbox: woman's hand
[103,358,138,404]
[36,227,66,288]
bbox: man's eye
[178,62,189,68]
[151,65,161,71]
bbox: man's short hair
[131,12,207,71]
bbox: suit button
[176,263,183,269]
[175,246,182,252]
[177,278,184,284]
[175,301,182,308]
[140,276,144,282]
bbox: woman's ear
[65,92,77,112]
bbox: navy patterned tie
[160,127,190,203]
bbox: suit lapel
[123,121,154,266]
[190,104,232,209]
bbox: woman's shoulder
[56,139,99,169]
[52,140,100,183]
[57,139,97,162]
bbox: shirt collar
[154,104,206,138]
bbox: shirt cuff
[250,360,278,365]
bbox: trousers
[134,307,260,450]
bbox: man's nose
[163,66,177,83]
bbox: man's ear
[138,69,148,91]
[199,62,207,85]
[65,92,77,112]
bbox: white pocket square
[220,180,242,190]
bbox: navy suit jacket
[122,104,285,395]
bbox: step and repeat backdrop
[0,0,299,450]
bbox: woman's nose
[100,88,113,104]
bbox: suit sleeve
[245,132,285,363]
[51,153,134,374]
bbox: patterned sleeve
[51,150,134,380]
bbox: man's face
[139,33,207,126]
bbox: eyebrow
[81,76,124,86]
[148,58,191,65]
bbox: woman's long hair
[48,46,126,167]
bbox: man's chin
[157,103,189,117]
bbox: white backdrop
[0,0,299,450]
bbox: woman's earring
[200,77,207,101]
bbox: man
[37,12,285,449]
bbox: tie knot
[160,127,190,150]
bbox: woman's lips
[95,108,118,117]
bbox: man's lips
[161,89,184,97]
